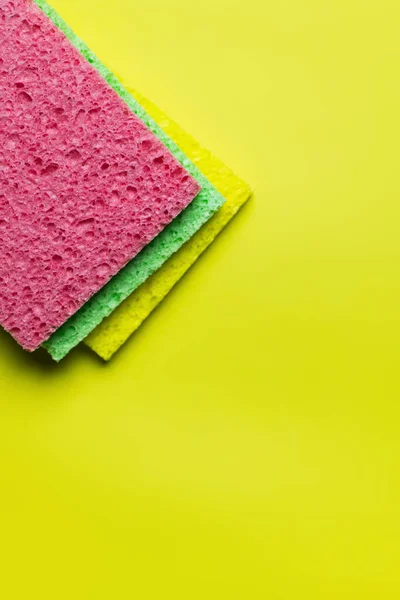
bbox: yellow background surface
[1,0,400,597]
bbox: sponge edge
[36,0,226,360]
[85,88,252,360]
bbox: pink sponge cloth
[0,0,200,351]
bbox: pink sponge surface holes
[0,0,201,351]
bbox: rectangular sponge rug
[85,89,252,360]
[34,0,225,360]
[0,0,202,351]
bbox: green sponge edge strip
[33,0,226,360]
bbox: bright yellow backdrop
[1,0,400,597]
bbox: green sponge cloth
[34,0,225,360]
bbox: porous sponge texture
[85,90,252,360]
[35,0,226,360]
[0,0,200,351]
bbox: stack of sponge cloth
[0,0,251,361]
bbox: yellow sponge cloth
[85,89,252,360]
